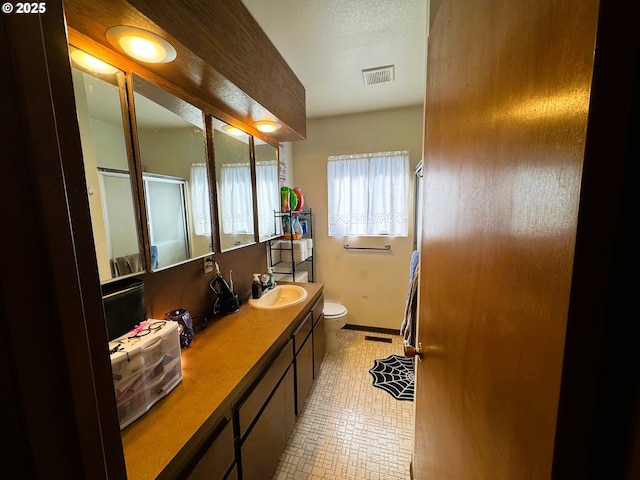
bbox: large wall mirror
[70,49,144,282]
[211,118,256,251]
[254,141,281,241]
[132,74,214,270]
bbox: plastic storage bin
[109,319,182,429]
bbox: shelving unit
[268,210,315,283]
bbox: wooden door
[413,0,600,478]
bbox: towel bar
[343,244,391,251]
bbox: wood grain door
[412,0,600,478]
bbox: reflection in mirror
[70,51,143,282]
[255,141,281,241]
[132,74,213,270]
[212,118,256,251]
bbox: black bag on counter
[164,308,195,348]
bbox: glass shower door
[144,174,190,269]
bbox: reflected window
[212,118,256,251]
[255,141,281,241]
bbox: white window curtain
[220,163,254,234]
[190,163,212,236]
[327,151,409,236]
[256,160,280,236]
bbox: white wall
[291,106,424,330]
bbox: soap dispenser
[252,274,262,299]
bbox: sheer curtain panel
[256,160,279,236]
[190,163,212,235]
[220,163,254,234]
[327,151,409,236]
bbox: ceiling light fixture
[223,125,245,136]
[70,49,118,74]
[106,26,177,64]
[254,120,281,133]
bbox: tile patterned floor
[273,329,414,480]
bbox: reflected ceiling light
[223,125,245,136]
[70,49,118,74]
[254,120,281,133]
[106,26,177,64]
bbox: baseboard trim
[342,324,400,336]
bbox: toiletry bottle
[292,214,303,238]
[268,267,275,288]
[292,186,304,211]
[252,274,262,299]
[280,186,291,212]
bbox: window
[327,150,410,236]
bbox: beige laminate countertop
[120,282,324,480]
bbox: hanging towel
[150,245,159,270]
[400,250,420,346]
[113,253,143,276]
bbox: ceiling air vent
[362,65,395,86]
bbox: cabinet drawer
[293,312,312,353]
[311,295,324,327]
[238,340,294,438]
[186,417,235,480]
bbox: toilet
[323,300,348,353]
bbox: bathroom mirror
[255,140,281,241]
[211,117,256,251]
[132,74,213,270]
[70,52,144,282]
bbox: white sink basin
[248,285,308,310]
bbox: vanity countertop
[120,282,324,480]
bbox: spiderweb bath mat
[369,354,414,401]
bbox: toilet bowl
[323,300,348,353]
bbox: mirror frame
[128,74,216,271]
[209,116,257,252]
[69,50,147,283]
[253,138,282,243]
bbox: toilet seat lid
[324,301,347,317]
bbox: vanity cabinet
[238,340,295,480]
[117,284,325,480]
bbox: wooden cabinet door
[240,367,294,480]
[313,316,325,379]
[186,418,235,480]
[293,312,314,415]
[296,334,314,415]
[311,296,325,378]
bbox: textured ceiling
[241,0,428,119]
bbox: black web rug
[369,354,414,401]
